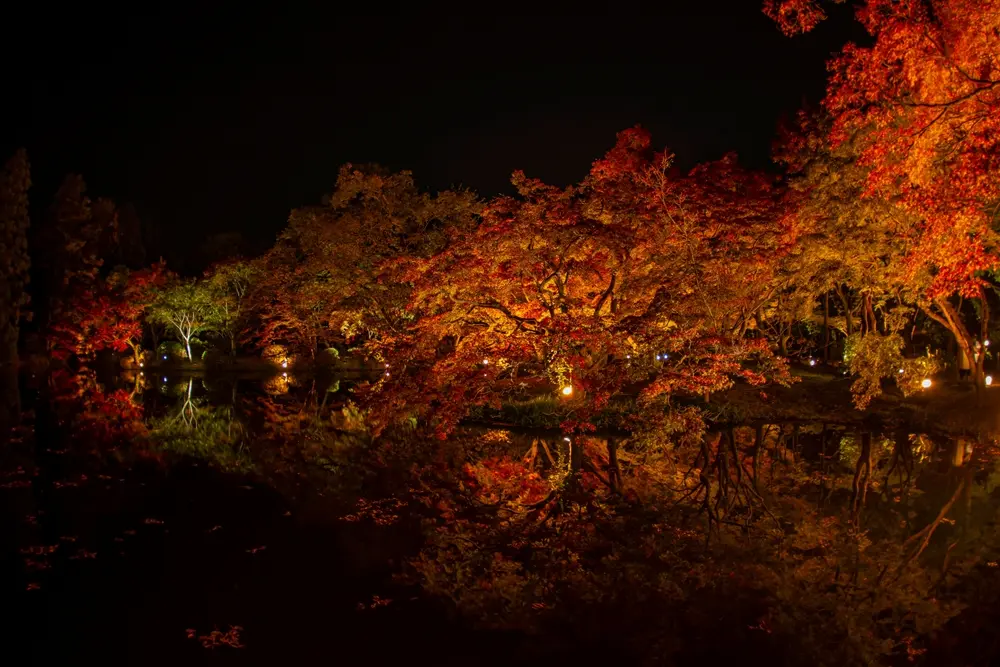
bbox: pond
[4,369,1000,665]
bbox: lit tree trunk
[925,297,985,404]
[837,286,853,337]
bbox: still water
[4,369,1000,665]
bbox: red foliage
[363,128,796,436]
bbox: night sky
[2,3,864,268]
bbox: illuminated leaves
[365,128,796,436]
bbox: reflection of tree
[146,378,251,471]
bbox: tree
[147,281,217,361]
[205,260,259,355]
[0,150,31,431]
[254,165,480,357]
[365,128,796,437]
[769,0,1000,392]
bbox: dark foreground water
[4,369,1000,665]
[1,371,615,666]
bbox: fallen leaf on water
[20,545,59,555]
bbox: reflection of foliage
[146,380,251,472]
[49,369,147,448]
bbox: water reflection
[18,368,1000,664]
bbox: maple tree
[365,127,797,438]
[204,260,259,355]
[768,0,1000,392]
[251,165,479,358]
[147,280,218,361]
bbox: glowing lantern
[561,385,573,396]
[281,361,288,368]
[282,372,287,377]
[139,362,144,368]
[808,359,816,367]
[921,378,932,389]
[987,375,994,387]
[482,359,489,365]
[898,368,904,374]
[986,340,991,347]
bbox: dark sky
[2,3,864,266]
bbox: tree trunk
[607,437,622,493]
[823,292,830,362]
[570,437,583,473]
[865,294,877,335]
[837,286,853,337]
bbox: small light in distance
[561,385,573,396]
[808,359,816,367]
[139,362,144,368]
[656,355,661,360]
[626,354,631,359]
[563,437,571,443]
[162,377,167,383]
[281,361,287,368]
[282,372,287,377]
[987,375,994,387]
[162,355,167,360]
[482,358,489,365]
[986,339,991,347]
[921,378,932,389]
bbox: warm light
[986,340,991,347]
[563,437,571,443]
[139,362,144,368]
[808,359,816,367]
[626,354,631,359]
[656,355,661,360]
[282,372,287,377]
[385,371,390,377]
[385,363,389,368]
[898,368,904,374]
[482,358,489,365]
[921,378,932,389]
[987,375,994,386]
[281,361,287,368]
[561,385,573,396]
